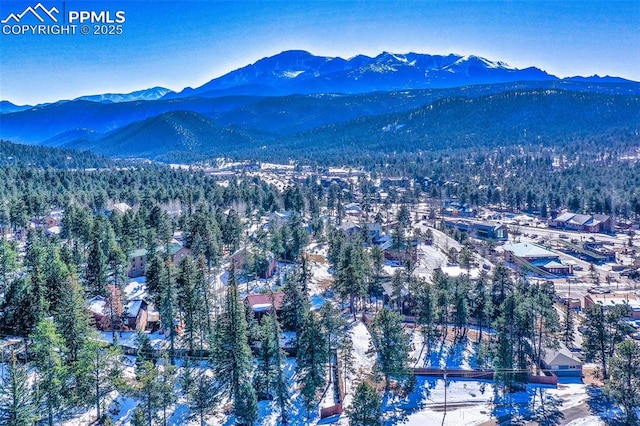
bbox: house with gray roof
[541,342,583,377]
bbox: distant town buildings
[584,292,640,319]
[549,212,614,233]
[503,242,573,275]
[444,219,509,241]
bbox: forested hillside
[0,140,114,169]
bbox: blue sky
[1,0,638,105]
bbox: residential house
[127,242,191,278]
[270,211,292,227]
[381,240,418,263]
[125,299,149,331]
[44,210,64,228]
[381,177,410,188]
[541,342,583,377]
[86,296,108,329]
[168,242,191,265]
[339,220,361,239]
[112,203,132,215]
[442,201,477,218]
[344,203,363,217]
[230,247,277,279]
[244,292,285,319]
[128,248,147,278]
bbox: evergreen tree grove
[212,264,257,423]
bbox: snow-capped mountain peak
[165,50,559,98]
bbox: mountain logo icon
[1,3,59,24]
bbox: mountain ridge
[1,50,639,163]
[2,50,638,106]
[166,50,559,99]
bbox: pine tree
[157,355,177,426]
[254,313,279,401]
[212,264,256,421]
[296,311,328,418]
[177,257,200,354]
[0,238,17,294]
[130,406,146,426]
[272,323,290,425]
[493,322,515,389]
[1,276,40,336]
[145,254,163,307]
[529,281,559,372]
[74,338,124,423]
[490,262,513,318]
[582,304,632,379]
[391,270,404,312]
[195,255,213,353]
[136,332,155,370]
[42,245,70,315]
[334,241,368,319]
[16,231,49,332]
[280,272,309,334]
[299,254,311,294]
[469,271,490,343]
[188,371,219,426]
[432,269,450,326]
[235,381,258,425]
[453,276,470,339]
[107,243,127,295]
[55,275,91,363]
[101,284,125,341]
[86,234,108,296]
[0,353,36,426]
[345,382,382,426]
[158,259,177,364]
[605,340,640,425]
[338,332,356,396]
[414,278,436,355]
[134,360,160,426]
[370,308,414,393]
[368,245,385,308]
[30,318,67,426]
[320,303,347,384]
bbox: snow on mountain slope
[168,50,558,98]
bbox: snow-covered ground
[340,324,602,426]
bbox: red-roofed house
[244,292,285,319]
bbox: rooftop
[543,342,583,367]
[244,292,285,312]
[503,242,557,259]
